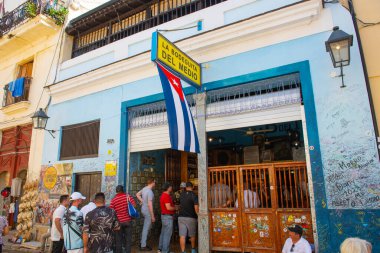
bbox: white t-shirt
[282,237,312,253]
[51,205,66,241]
[80,202,96,221]
[235,190,260,208]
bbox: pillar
[194,92,209,252]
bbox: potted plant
[45,6,68,26]
[25,1,37,18]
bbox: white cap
[70,192,86,201]
[180,182,186,188]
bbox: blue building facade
[40,0,379,252]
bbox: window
[3,60,33,107]
[59,120,100,160]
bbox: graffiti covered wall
[37,163,73,225]
[318,83,380,209]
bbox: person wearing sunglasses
[282,224,312,253]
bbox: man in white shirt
[63,192,86,253]
[235,184,260,208]
[51,195,70,253]
[282,224,312,253]
[80,197,96,222]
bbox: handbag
[127,194,139,218]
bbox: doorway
[74,172,102,207]
[207,121,314,252]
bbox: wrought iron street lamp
[325,26,353,88]
[31,108,55,138]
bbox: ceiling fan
[234,127,275,136]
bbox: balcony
[66,0,227,58]
[0,1,67,58]
[1,77,32,114]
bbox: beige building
[341,0,380,141]
[0,0,63,192]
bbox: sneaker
[191,249,197,253]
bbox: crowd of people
[47,177,198,253]
[0,176,371,253]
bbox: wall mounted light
[31,108,56,138]
[325,26,353,88]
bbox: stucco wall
[41,2,379,252]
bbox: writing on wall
[317,84,380,209]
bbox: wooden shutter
[60,120,100,160]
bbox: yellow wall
[0,17,61,180]
[351,0,380,133]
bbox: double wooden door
[208,162,314,253]
[75,172,102,207]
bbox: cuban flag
[157,63,200,153]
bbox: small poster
[37,163,73,225]
[43,166,57,190]
[105,161,117,176]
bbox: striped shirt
[110,193,136,223]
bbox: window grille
[206,73,302,118]
[128,95,196,129]
[128,74,302,129]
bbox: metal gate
[208,162,313,252]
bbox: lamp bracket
[332,65,346,88]
[46,129,56,138]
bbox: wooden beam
[181,151,188,183]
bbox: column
[194,92,209,252]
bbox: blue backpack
[127,195,139,218]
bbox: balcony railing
[2,77,32,107]
[71,0,227,58]
[0,1,67,37]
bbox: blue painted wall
[42,3,379,252]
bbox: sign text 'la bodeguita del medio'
[151,31,201,88]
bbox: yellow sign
[43,166,58,190]
[105,161,117,177]
[153,32,201,87]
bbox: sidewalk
[2,230,40,253]
[2,231,191,253]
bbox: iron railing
[2,77,32,107]
[0,0,65,36]
[72,0,227,58]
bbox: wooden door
[208,162,313,253]
[240,165,277,253]
[18,61,33,78]
[208,167,243,252]
[165,149,181,191]
[75,173,102,207]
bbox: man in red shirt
[158,182,177,253]
[110,185,136,253]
